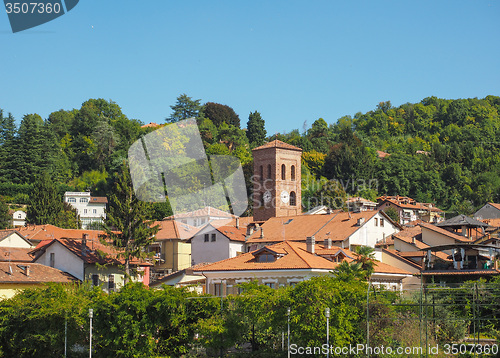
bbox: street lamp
[89,309,93,358]
[287,307,291,358]
[325,307,330,358]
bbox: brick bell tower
[252,140,302,222]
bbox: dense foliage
[1,95,499,218]
[1,277,499,357]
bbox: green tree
[26,172,64,226]
[167,93,202,123]
[246,111,267,147]
[202,102,241,128]
[0,197,10,229]
[383,206,400,224]
[104,163,160,283]
[353,245,377,279]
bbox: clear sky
[1,0,499,134]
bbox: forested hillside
[0,95,499,221]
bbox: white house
[11,210,26,227]
[244,210,401,253]
[64,192,107,229]
[189,222,247,266]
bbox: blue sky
[1,0,499,135]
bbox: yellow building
[0,262,77,299]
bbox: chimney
[324,238,332,249]
[306,236,316,254]
[82,233,88,255]
[26,265,30,277]
[236,217,240,229]
[260,227,264,239]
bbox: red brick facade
[252,140,302,221]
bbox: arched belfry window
[291,165,296,181]
[290,191,296,206]
[267,164,272,179]
[281,164,286,180]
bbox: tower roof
[252,140,302,152]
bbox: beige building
[195,240,412,296]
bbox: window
[214,283,222,296]
[257,253,275,262]
[211,233,216,242]
[290,191,296,206]
[281,164,286,180]
[84,209,87,214]
[17,214,22,219]
[291,165,295,181]
[260,165,263,182]
[49,253,55,267]
[267,164,272,179]
[204,234,209,242]
[68,198,76,203]
[289,282,298,288]
[92,274,99,287]
[237,286,244,295]
[93,209,97,214]
[108,274,115,291]
[265,282,275,289]
[374,218,378,226]
[380,219,384,227]
[80,198,88,203]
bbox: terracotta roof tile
[419,222,471,242]
[164,206,235,220]
[252,140,303,152]
[89,197,108,204]
[11,225,106,243]
[421,269,500,276]
[246,211,380,244]
[31,238,150,266]
[153,219,199,240]
[0,247,33,263]
[195,241,411,275]
[217,226,248,242]
[0,262,78,284]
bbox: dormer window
[257,253,276,262]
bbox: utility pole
[325,307,330,358]
[89,309,93,358]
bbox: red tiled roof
[31,238,150,267]
[0,247,33,263]
[153,219,199,240]
[12,225,105,243]
[141,122,160,128]
[421,269,500,276]
[246,211,380,244]
[0,262,78,284]
[419,222,471,242]
[164,206,234,220]
[376,150,390,159]
[89,197,108,204]
[195,241,411,275]
[378,196,443,213]
[252,140,303,152]
[217,225,248,242]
